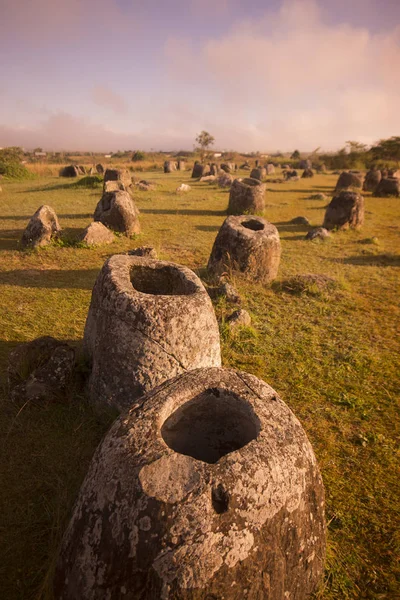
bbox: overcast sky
[1,0,399,152]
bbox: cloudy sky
[1,0,399,152]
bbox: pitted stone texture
[94,191,140,236]
[208,216,281,284]
[104,168,132,189]
[8,336,75,402]
[83,255,221,411]
[20,205,61,249]
[250,167,267,181]
[228,178,266,215]
[191,163,210,178]
[334,171,364,191]
[363,169,382,192]
[103,179,126,192]
[323,190,364,230]
[227,309,251,328]
[79,222,114,246]
[54,367,326,600]
[373,177,400,197]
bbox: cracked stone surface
[208,216,281,284]
[94,191,140,236]
[84,255,221,411]
[228,177,266,215]
[20,205,61,249]
[79,222,115,246]
[54,367,326,600]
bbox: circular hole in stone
[130,265,197,296]
[242,219,264,231]
[161,388,260,464]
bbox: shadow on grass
[0,230,23,251]
[0,213,93,221]
[267,185,333,194]
[140,208,227,216]
[196,225,221,232]
[340,254,400,267]
[0,269,100,289]
[274,221,312,233]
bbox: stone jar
[208,215,281,283]
[94,190,140,236]
[191,163,210,178]
[164,161,176,173]
[228,177,266,215]
[83,255,221,411]
[373,177,400,197]
[363,169,381,192]
[334,171,364,191]
[54,367,326,600]
[323,190,364,230]
[104,168,132,189]
[250,167,267,181]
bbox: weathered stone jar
[94,190,140,236]
[373,177,400,197]
[228,177,266,214]
[323,190,364,230]
[250,167,267,181]
[54,367,326,600]
[208,215,281,283]
[164,160,176,173]
[334,171,364,191]
[20,205,61,248]
[363,169,381,192]
[84,255,221,411]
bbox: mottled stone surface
[177,160,186,171]
[54,367,326,600]
[104,168,132,189]
[266,163,275,174]
[363,169,382,192]
[220,163,235,173]
[94,191,140,236]
[59,165,79,177]
[217,173,233,188]
[250,167,267,181]
[209,163,219,176]
[164,161,176,173]
[191,163,210,178]
[373,177,400,197]
[20,205,61,249]
[79,222,114,246]
[8,336,75,403]
[208,215,281,284]
[96,163,105,174]
[128,246,158,258]
[334,171,364,191]
[301,168,314,178]
[305,227,331,241]
[83,255,221,411]
[323,191,364,230]
[227,308,251,328]
[284,169,299,181]
[228,178,266,215]
[103,179,126,192]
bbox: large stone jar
[54,367,326,600]
[323,190,364,230]
[83,255,221,411]
[208,215,281,283]
[228,177,266,214]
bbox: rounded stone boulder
[323,190,364,230]
[250,167,267,181]
[301,168,314,178]
[20,205,61,249]
[79,221,114,246]
[373,177,400,197]
[94,190,140,236]
[83,255,221,411]
[334,171,364,191]
[54,367,326,600]
[208,215,281,283]
[227,177,266,215]
[363,169,382,192]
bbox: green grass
[0,170,399,599]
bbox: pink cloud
[91,85,129,115]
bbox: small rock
[79,222,114,246]
[8,336,75,403]
[137,180,155,191]
[290,216,310,225]
[305,227,331,241]
[128,246,157,258]
[309,193,328,200]
[219,282,241,303]
[226,309,251,328]
[199,175,216,183]
[20,205,61,249]
[176,183,191,193]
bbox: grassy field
[0,169,399,599]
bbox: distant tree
[195,131,215,160]
[291,149,300,160]
[345,141,368,154]
[33,147,43,153]
[370,136,400,166]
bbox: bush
[132,151,146,162]
[74,175,103,188]
[0,160,34,180]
